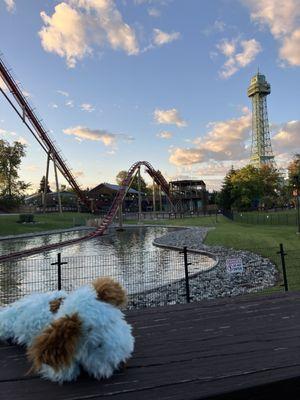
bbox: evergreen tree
[38,176,51,193]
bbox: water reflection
[0,227,215,304]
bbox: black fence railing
[0,244,298,309]
[231,211,297,226]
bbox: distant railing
[232,211,297,226]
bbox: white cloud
[154,108,187,127]
[157,130,173,139]
[4,0,15,12]
[57,90,69,97]
[81,103,95,112]
[50,103,59,109]
[63,125,134,146]
[217,38,236,57]
[66,100,74,108]
[272,120,300,152]
[74,170,85,178]
[203,20,226,36]
[169,109,251,166]
[0,128,16,137]
[39,0,139,67]
[242,0,300,66]
[279,29,300,66]
[217,38,262,78]
[148,8,161,17]
[17,136,28,145]
[153,28,180,46]
[39,2,91,68]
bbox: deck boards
[1,291,300,399]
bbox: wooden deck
[1,291,300,399]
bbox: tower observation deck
[247,72,275,167]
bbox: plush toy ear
[27,313,82,372]
[92,277,127,308]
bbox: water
[0,227,216,303]
[0,226,174,258]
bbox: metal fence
[232,211,297,226]
[0,248,217,308]
[0,244,298,309]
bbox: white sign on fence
[226,258,244,274]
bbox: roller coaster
[0,55,174,262]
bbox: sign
[226,258,244,274]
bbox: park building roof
[88,183,140,197]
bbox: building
[25,191,78,210]
[169,180,207,213]
[88,183,147,212]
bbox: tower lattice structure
[247,72,275,167]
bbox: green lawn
[0,212,92,236]
[127,215,300,291]
[127,215,299,249]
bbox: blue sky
[0,0,299,192]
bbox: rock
[127,227,278,309]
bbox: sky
[0,0,299,193]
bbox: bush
[18,214,35,223]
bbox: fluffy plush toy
[0,277,134,383]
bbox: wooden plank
[1,292,300,399]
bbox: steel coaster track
[0,54,89,208]
[0,161,175,262]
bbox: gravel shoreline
[127,227,279,309]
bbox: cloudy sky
[0,0,299,192]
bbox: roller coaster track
[0,54,89,208]
[0,161,174,262]
[0,55,174,261]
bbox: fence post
[51,252,68,290]
[277,244,288,292]
[181,246,191,303]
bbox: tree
[38,176,51,193]
[216,167,236,211]
[288,154,300,187]
[217,164,282,211]
[116,170,147,193]
[0,139,30,208]
[287,154,300,206]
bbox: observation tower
[247,72,275,167]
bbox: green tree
[216,167,236,211]
[218,164,281,211]
[0,139,30,208]
[116,170,147,193]
[287,154,300,205]
[38,175,51,193]
[288,154,300,188]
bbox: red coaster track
[0,161,174,261]
[0,55,174,261]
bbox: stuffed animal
[0,277,134,383]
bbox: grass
[127,215,300,291]
[1,212,299,290]
[127,215,299,249]
[0,212,92,236]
